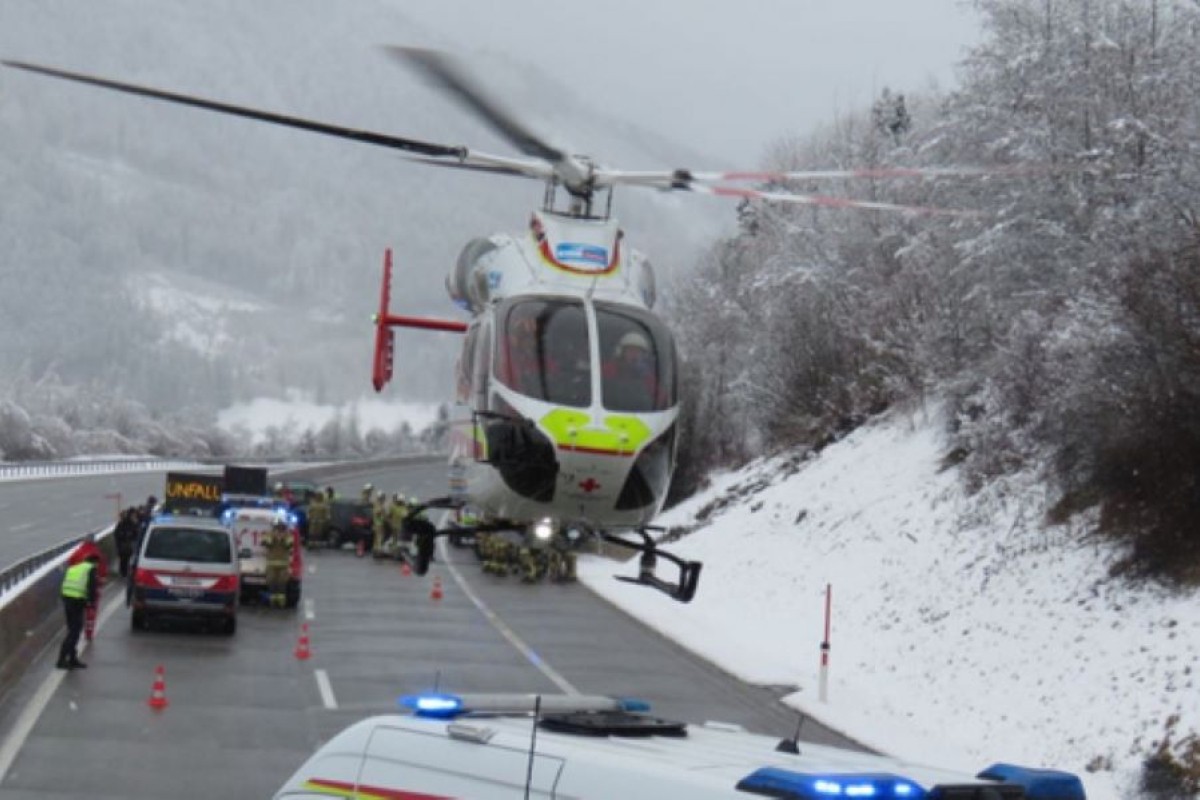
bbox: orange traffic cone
[400,561,412,577]
[147,665,169,711]
[294,623,312,660]
[430,576,443,602]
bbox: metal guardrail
[0,528,111,603]
[0,453,448,600]
[0,458,205,482]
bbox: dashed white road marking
[314,669,338,710]
[437,537,578,695]
[10,522,33,532]
[303,598,314,621]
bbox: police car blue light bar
[736,767,925,799]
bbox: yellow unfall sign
[164,472,224,513]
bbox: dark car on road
[311,498,374,552]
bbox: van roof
[274,694,1085,799]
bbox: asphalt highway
[0,461,863,798]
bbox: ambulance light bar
[398,692,651,719]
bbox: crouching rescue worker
[262,521,294,608]
[519,533,549,583]
[58,554,100,669]
[547,533,578,583]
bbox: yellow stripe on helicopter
[540,409,651,456]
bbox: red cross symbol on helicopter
[579,477,601,493]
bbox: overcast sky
[401,0,981,163]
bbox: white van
[130,515,239,635]
[224,506,302,606]
[272,693,1086,799]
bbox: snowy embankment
[579,403,1199,800]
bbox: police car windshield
[144,527,231,563]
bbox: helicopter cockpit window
[596,302,677,413]
[497,299,590,408]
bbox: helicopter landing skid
[602,527,701,604]
[398,501,701,603]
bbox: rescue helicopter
[3,49,991,603]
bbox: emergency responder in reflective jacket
[547,532,578,583]
[306,492,329,549]
[58,554,100,669]
[371,493,389,558]
[385,493,408,556]
[518,532,549,583]
[262,521,294,607]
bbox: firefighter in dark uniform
[58,554,100,669]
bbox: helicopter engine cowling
[447,236,503,314]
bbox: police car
[273,693,1086,799]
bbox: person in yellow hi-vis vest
[262,521,294,608]
[58,554,100,669]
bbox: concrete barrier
[0,532,114,703]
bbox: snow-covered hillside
[580,403,1200,800]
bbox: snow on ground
[578,402,1200,800]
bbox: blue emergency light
[736,768,925,799]
[399,693,465,719]
[977,763,1086,799]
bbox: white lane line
[0,593,124,783]
[303,598,314,621]
[437,538,578,695]
[9,522,33,532]
[314,669,338,710]
[70,510,90,519]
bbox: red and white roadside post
[818,583,831,703]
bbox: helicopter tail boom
[372,248,467,393]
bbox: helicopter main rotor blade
[596,164,1053,190]
[691,183,987,217]
[404,154,553,181]
[386,46,564,165]
[1,59,467,159]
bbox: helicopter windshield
[497,298,591,407]
[597,302,677,413]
